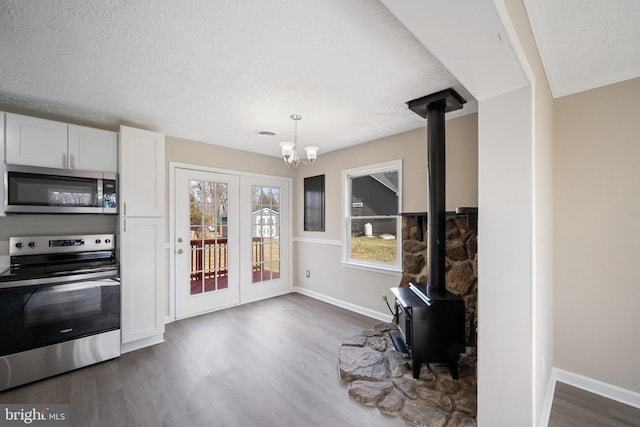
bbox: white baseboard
[294,286,393,323]
[121,334,165,354]
[552,368,640,409]
[540,369,557,427]
[541,368,640,426]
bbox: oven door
[396,300,412,350]
[0,279,120,357]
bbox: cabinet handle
[63,153,67,168]
[70,154,75,169]
[177,237,183,243]
[124,202,127,216]
[123,218,126,232]
[177,249,184,254]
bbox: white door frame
[168,162,293,322]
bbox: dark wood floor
[549,381,640,427]
[2,293,638,426]
[0,293,407,427]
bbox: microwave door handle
[97,179,104,210]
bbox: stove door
[0,279,120,357]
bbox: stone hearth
[339,323,477,427]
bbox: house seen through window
[343,160,402,271]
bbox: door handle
[177,249,184,254]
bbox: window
[342,160,402,271]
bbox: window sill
[340,261,402,276]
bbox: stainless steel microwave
[4,163,118,214]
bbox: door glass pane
[189,179,229,295]
[251,186,281,283]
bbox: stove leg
[449,353,460,380]
[412,361,421,379]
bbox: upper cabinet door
[5,113,68,169]
[119,125,165,217]
[68,125,118,172]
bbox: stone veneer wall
[400,213,478,347]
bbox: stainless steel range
[0,234,120,391]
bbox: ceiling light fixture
[279,114,319,168]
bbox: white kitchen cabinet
[119,216,165,350]
[68,124,118,172]
[118,125,166,353]
[5,113,118,172]
[5,113,68,169]
[119,126,165,217]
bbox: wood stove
[391,283,465,379]
[390,88,467,379]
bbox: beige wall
[0,215,117,243]
[294,114,478,240]
[165,135,294,182]
[554,77,640,393]
[293,114,478,316]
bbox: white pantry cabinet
[118,125,166,353]
[5,113,117,172]
[119,216,165,346]
[118,126,165,217]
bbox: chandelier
[279,114,319,167]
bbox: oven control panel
[9,234,115,255]
[49,239,85,247]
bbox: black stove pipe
[426,100,447,296]
[406,88,466,298]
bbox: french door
[239,176,290,303]
[175,169,240,318]
[174,167,290,319]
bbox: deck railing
[190,237,263,281]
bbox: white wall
[477,86,533,425]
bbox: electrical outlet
[305,270,311,278]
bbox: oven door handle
[45,280,120,293]
[0,272,119,289]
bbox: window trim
[341,159,402,272]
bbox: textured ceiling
[0,0,477,158]
[2,1,638,158]
[525,0,640,98]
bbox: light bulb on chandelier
[279,114,319,168]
